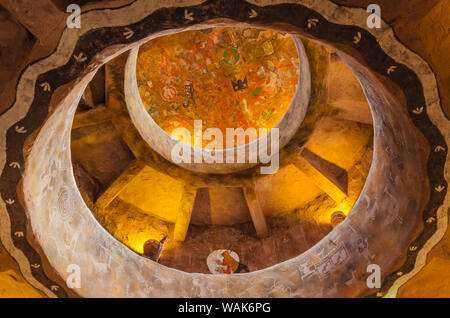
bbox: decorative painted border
[0,0,447,297]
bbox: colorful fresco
[136,27,300,148]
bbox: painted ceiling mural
[136,27,299,147]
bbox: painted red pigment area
[136,27,300,147]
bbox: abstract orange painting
[136,27,300,147]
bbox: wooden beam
[173,185,197,242]
[292,147,348,203]
[95,159,146,210]
[243,182,269,238]
[72,105,110,129]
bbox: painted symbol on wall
[386,65,397,75]
[222,30,238,48]
[262,41,274,56]
[182,80,196,108]
[58,186,75,222]
[222,48,240,66]
[353,32,362,44]
[298,243,349,281]
[307,18,319,28]
[161,85,177,101]
[40,82,51,92]
[15,125,27,134]
[123,27,134,40]
[298,263,315,280]
[262,107,277,122]
[73,52,87,63]
[434,145,445,152]
[184,9,194,21]
[426,217,436,223]
[93,261,108,274]
[356,238,368,253]
[435,185,445,192]
[9,162,20,169]
[412,106,424,115]
[231,76,248,92]
[249,9,258,19]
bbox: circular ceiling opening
[136,27,300,148]
[125,27,311,174]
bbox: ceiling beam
[173,185,197,242]
[72,104,110,129]
[243,182,269,238]
[95,159,146,210]
[292,147,348,204]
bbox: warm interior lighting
[136,27,300,148]
[72,30,373,274]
